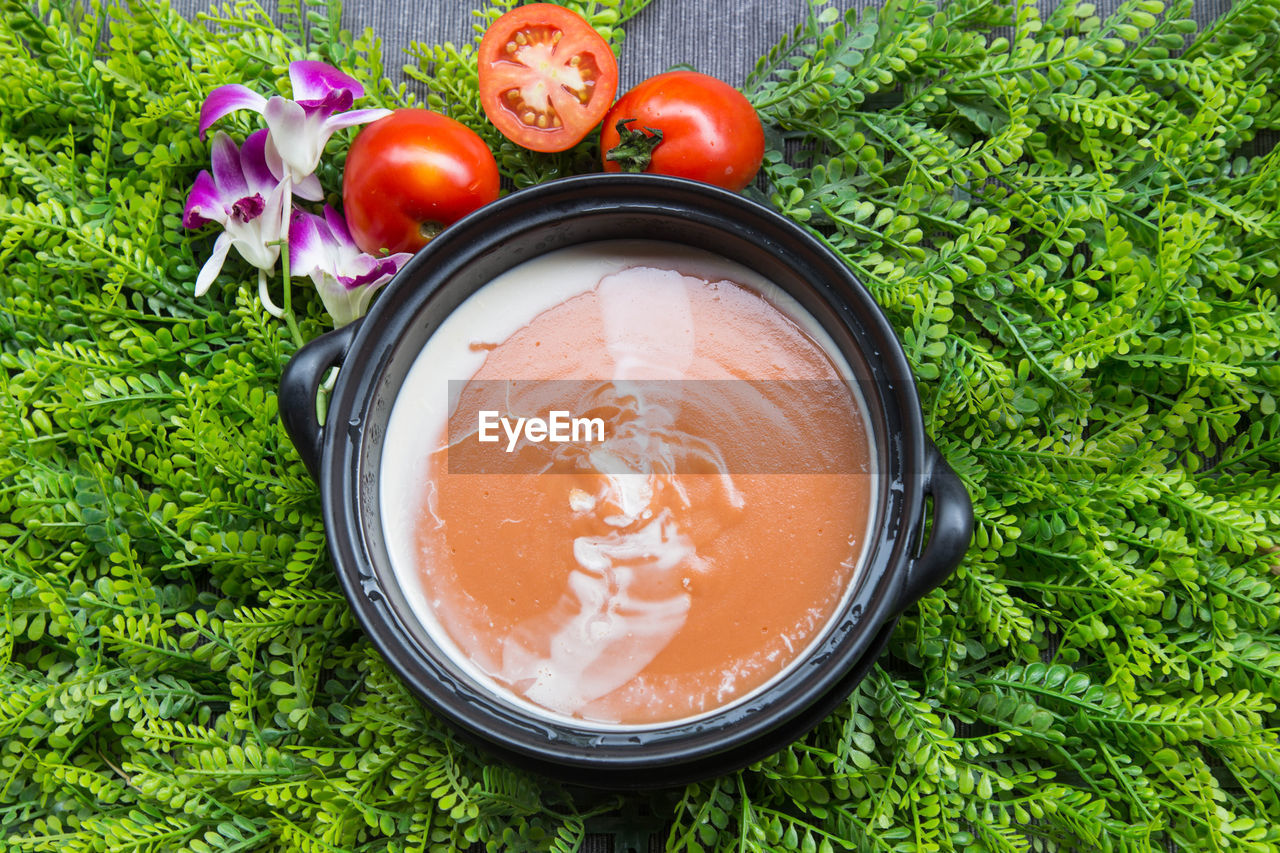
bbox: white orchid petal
[348,280,383,320]
[259,269,285,318]
[321,107,392,134]
[238,129,279,196]
[288,208,331,278]
[315,272,355,326]
[228,233,281,270]
[225,220,279,271]
[199,84,267,138]
[264,135,287,183]
[314,271,382,328]
[194,232,233,297]
[263,96,326,177]
[183,170,225,229]
[209,131,249,198]
[270,180,292,245]
[292,171,324,202]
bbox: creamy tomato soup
[380,241,876,727]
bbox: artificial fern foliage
[0,0,1277,851]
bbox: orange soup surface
[410,256,873,725]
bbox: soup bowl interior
[283,174,962,788]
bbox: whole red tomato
[342,109,500,255]
[600,71,765,191]
[478,4,619,153]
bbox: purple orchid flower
[183,129,289,311]
[289,206,411,327]
[199,61,390,201]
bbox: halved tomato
[478,4,618,153]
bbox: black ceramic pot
[278,173,972,789]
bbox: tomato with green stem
[601,71,765,192]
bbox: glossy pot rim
[279,173,972,788]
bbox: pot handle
[278,320,362,482]
[895,441,974,613]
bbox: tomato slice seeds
[479,5,618,152]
